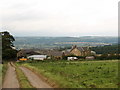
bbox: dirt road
[2,62,20,88]
[19,67,52,88]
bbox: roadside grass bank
[2,61,8,82]
[0,64,2,88]
[15,63,34,88]
[17,60,119,88]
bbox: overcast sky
[0,0,119,37]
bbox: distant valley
[14,36,118,49]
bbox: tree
[0,31,17,60]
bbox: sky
[0,0,119,37]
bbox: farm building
[17,46,96,60]
[70,45,92,56]
[49,51,63,59]
[67,57,78,60]
[35,49,63,59]
[85,56,95,60]
[91,51,96,55]
[17,49,40,59]
[28,55,47,60]
[62,50,71,56]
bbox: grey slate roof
[36,50,62,57]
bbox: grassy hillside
[18,60,119,88]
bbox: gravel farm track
[2,62,52,88]
[2,62,19,88]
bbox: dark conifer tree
[0,31,17,60]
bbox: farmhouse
[70,45,91,56]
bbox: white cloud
[0,0,119,36]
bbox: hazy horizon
[14,35,118,37]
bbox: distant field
[19,60,119,88]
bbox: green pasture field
[18,60,119,88]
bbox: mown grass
[15,63,34,88]
[17,60,119,88]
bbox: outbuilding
[67,57,78,60]
[28,55,47,60]
[85,56,95,60]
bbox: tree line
[90,44,119,54]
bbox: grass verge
[0,64,2,88]
[15,63,34,88]
[2,61,8,82]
